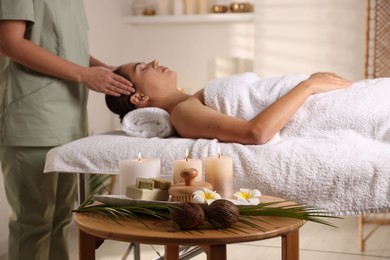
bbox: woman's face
[121,60,177,97]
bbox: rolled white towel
[121,107,175,138]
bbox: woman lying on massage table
[105,59,381,145]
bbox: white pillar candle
[173,148,202,184]
[119,153,161,195]
[205,146,233,198]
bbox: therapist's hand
[80,66,134,96]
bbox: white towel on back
[203,72,390,142]
[203,72,309,142]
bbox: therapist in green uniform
[0,0,134,259]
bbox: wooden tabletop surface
[73,195,306,246]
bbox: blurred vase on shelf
[158,0,172,15]
[173,0,184,15]
[230,2,253,13]
[143,0,158,16]
[132,0,145,16]
[198,0,209,14]
[184,0,197,15]
[210,0,229,13]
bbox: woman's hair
[105,66,136,122]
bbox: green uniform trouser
[0,147,77,260]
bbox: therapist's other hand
[81,66,134,96]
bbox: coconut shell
[205,199,239,229]
[171,202,205,230]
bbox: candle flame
[185,148,189,161]
[217,145,221,159]
[138,152,141,161]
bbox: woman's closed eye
[140,64,150,73]
[134,62,146,73]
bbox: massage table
[44,130,390,216]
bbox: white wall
[84,0,133,134]
[254,0,366,80]
[0,0,367,256]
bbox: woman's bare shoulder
[192,89,205,103]
[171,89,205,117]
[176,89,204,108]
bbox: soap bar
[136,178,154,190]
[126,185,170,201]
[151,178,172,190]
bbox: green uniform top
[0,0,90,146]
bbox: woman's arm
[171,72,352,145]
[0,20,133,96]
[171,96,256,144]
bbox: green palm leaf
[73,196,340,230]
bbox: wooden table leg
[79,229,97,260]
[165,245,179,260]
[282,229,300,260]
[206,244,227,260]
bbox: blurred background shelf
[123,13,254,25]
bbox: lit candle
[119,153,161,194]
[205,146,233,198]
[173,148,202,184]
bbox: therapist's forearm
[90,55,107,67]
[0,20,133,95]
[3,37,88,83]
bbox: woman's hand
[305,72,352,94]
[80,66,134,96]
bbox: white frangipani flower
[233,188,261,205]
[192,188,221,204]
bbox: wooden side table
[74,196,305,260]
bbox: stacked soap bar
[136,178,155,190]
[126,178,172,201]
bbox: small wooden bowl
[211,5,229,13]
[230,3,253,13]
[143,9,156,16]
